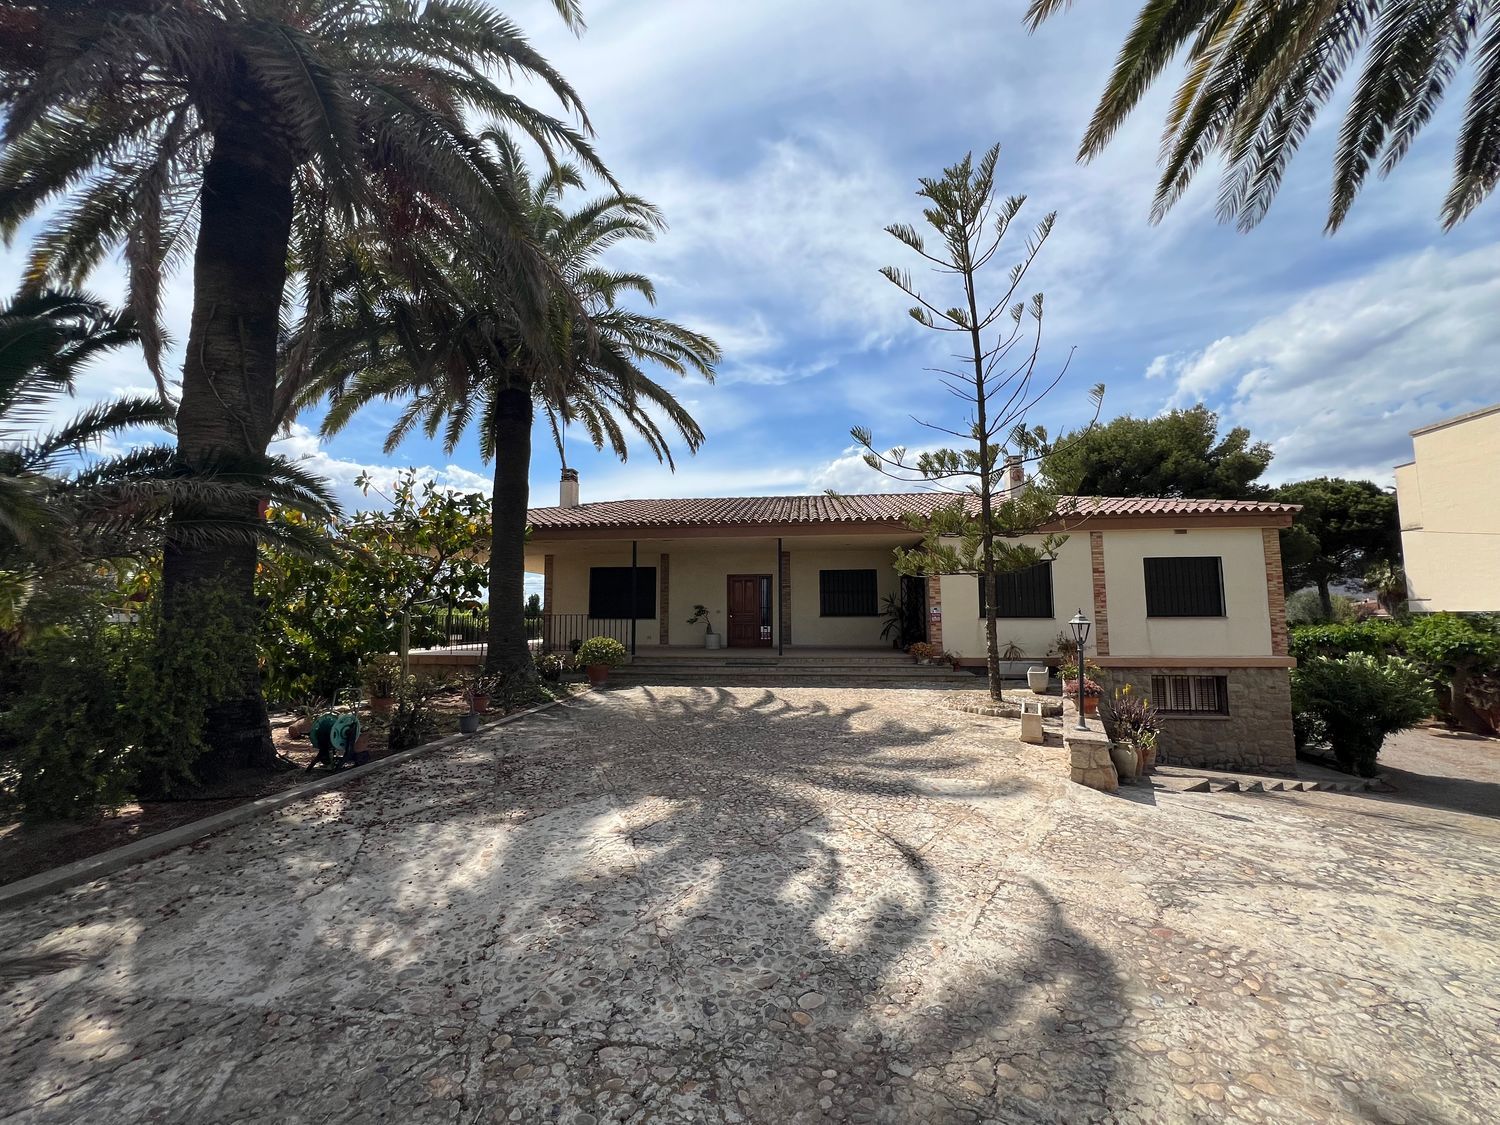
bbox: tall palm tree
[1027,1,1500,231]
[0,0,601,768]
[310,137,719,677]
[1,288,335,642]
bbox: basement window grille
[1150,674,1230,715]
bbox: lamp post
[1069,609,1092,731]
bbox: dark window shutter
[588,567,657,619]
[819,569,878,616]
[977,561,1054,618]
[1143,557,1225,617]
[1150,674,1230,714]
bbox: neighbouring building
[525,468,1300,772]
[1394,403,1500,613]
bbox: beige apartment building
[1394,403,1500,613]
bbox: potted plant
[466,673,491,715]
[537,652,567,683]
[577,636,628,685]
[1103,683,1162,774]
[999,640,1030,678]
[1108,740,1139,783]
[686,604,721,650]
[907,641,935,664]
[1061,675,1104,716]
[360,654,403,716]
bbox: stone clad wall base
[1106,666,1296,774]
[1066,729,1118,792]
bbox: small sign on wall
[929,606,942,621]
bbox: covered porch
[524,532,935,656]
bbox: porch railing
[405,607,635,655]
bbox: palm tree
[1026,1,1500,231]
[0,0,601,768]
[310,137,719,677]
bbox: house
[1394,403,1500,613]
[525,467,1300,772]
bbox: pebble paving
[2,685,1498,1123]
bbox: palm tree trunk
[485,383,535,677]
[161,111,294,781]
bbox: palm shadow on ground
[0,686,1130,1123]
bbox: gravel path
[2,685,1497,1123]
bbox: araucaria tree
[852,145,1103,700]
[0,0,600,773]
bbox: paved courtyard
[2,686,1498,1123]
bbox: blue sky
[8,0,1500,526]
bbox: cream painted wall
[788,546,902,647]
[1102,528,1272,657]
[1397,406,1500,612]
[547,543,663,647]
[936,535,1092,660]
[668,543,784,645]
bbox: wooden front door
[727,574,773,648]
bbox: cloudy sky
[8,0,1500,522]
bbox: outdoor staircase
[611,649,978,687]
[1148,766,1377,795]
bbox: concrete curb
[0,692,586,913]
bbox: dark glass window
[977,561,1054,618]
[1144,557,1225,617]
[819,569,878,616]
[588,567,657,619]
[1151,674,1230,715]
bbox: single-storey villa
[525,467,1300,772]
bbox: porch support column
[779,540,792,652]
[777,538,785,655]
[542,554,555,655]
[630,539,638,656]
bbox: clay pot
[586,663,610,685]
[471,693,490,715]
[1084,696,1099,717]
[289,716,314,739]
[1109,742,1139,783]
[368,696,394,716]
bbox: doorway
[726,574,773,648]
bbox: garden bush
[576,636,627,667]
[1291,654,1433,777]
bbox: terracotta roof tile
[527,492,1298,530]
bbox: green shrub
[1288,619,1406,663]
[0,614,134,820]
[1291,654,1434,777]
[576,636,627,667]
[387,685,440,752]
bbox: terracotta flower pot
[586,663,610,685]
[471,693,491,715]
[1084,696,1099,717]
[289,716,314,739]
[368,696,394,716]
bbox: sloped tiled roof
[527,492,1298,530]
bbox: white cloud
[1162,244,1500,482]
[272,424,492,514]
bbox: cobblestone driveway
[3,686,1497,1123]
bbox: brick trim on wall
[659,554,670,645]
[779,550,792,646]
[926,573,943,651]
[1089,531,1110,656]
[1262,528,1289,658]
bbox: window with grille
[1143,556,1225,617]
[819,569,878,616]
[1151,674,1230,715]
[588,567,657,619]
[976,561,1054,618]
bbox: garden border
[0,692,586,912]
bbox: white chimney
[1002,455,1025,499]
[560,468,579,508]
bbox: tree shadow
[0,684,1137,1122]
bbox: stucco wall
[935,535,1092,660]
[1397,407,1500,612]
[1101,528,1272,658]
[665,543,785,645]
[788,546,903,647]
[548,544,664,647]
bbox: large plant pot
[1026,666,1050,693]
[458,712,481,735]
[1084,696,1099,717]
[1109,742,1139,783]
[471,693,491,715]
[704,633,722,650]
[368,696,394,717]
[586,664,611,685]
[1136,740,1158,775]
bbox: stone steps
[1153,774,1374,795]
